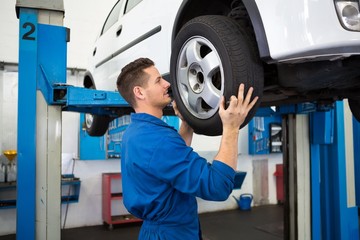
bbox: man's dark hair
[117,57,154,107]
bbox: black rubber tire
[170,15,263,136]
[85,114,111,137]
[82,84,112,136]
[349,98,360,123]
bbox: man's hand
[218,84,258,132]
[172,100,183,121]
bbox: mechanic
[116,57,258,239]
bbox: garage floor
[0,205,283,240]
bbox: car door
[91,0,127,91]
[110,0,183,77]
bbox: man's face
[142,66,172,108]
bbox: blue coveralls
[121,113,236,239]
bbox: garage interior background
[0,0,282,235]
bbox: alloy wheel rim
[176,36,224,119]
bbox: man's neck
[134,106,163,119]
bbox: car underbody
[261,56,360,107]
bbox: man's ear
[133,86,145,100]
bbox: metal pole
[310,102,359,240]
[16,1,65,239]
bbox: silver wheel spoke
[185,40,201,65]
[178,66,190,88]
[201,80,221,109]
[199,51,220,78]
[188,90,201,112]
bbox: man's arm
[172,101,194,146]
[179,120,194,146]
[214,84,258,170]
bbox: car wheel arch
[171,0,271,62]
[171,0,232,44]
[83,71,95,89]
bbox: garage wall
[0,67,19,236]
[0,0,283,235]
[0,0,118,68]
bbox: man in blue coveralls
[116,58,258,239]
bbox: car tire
[85,113,111,136]
[170,15,263,136]
[349,98,360,122]
[83,85,111,136]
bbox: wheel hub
[189,65,205,94]
[85,113,93,128]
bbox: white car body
[256,0,360,61]
[84,0,360,136]
[88,0,182,92]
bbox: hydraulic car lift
[266,102,360,240]
[15,1,359,240]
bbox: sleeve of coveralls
[148,135,236,201]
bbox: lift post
[281,112,312,240]
[16,1,66,239]
[263,101,360,240]
[354,116,360,208]
[309,102,359,240]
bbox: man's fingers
[222,84,258,111]
[246,96,259,111]
[172,101,178,113]
[243,87,254,106]
[237,83,244,102]
[219,96,225,111]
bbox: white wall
[0,0,118,68]
[0,0,283,235]
[0,1,19,63]
[0,67,19,236]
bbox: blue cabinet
[248,115,282,155]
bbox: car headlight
[335,0,360,31]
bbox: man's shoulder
[124,121,178,141]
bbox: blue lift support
[16,1,359,240]
[17,2,66,239]
[266,102,360,240]
[309,102,359,240]
[355,116,360,209]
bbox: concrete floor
[0,205,284,240]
